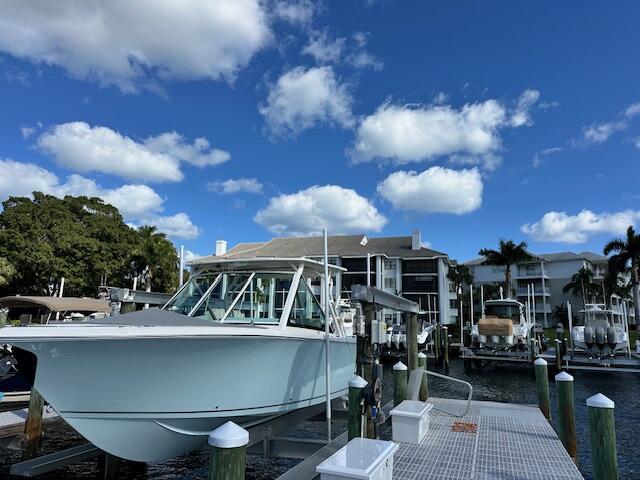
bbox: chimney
[411,229,421,250]
[215,240,227,256]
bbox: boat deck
[390,397,583,480]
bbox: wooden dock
[0,406,58,439]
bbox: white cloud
[377,167,483,214]
[37,122,229,183]
[272,0,316,25]
[521,209,640,243]
[433,92,449,105]
[582,121,627,144]
[0,1,271,92]
[532,147,562,168]
[347,51,384,71]
[207,178,263,194]
[624,102,640,118]
[20,126,35,139]
[302,31,345,64]
[509,89,540,127]
[183,249,204,263]
[0,158,198,238]
[255,185,387,236]
[259,66,353,136]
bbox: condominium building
[465,251,633,327]
[204,230,458,325]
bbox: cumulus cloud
[302,30,383,71]
[351,90,539,166]
[377,167,483,214]
[254,185,387,236]
[37,122,229,183]
[0,158,198,238]
[0,1,270,92]
[207,178,263,194]
[302,30,345,64]
[521,209,640,243]
[259,66,353,136]
[272,0,316,25]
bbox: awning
[0,296,111,314]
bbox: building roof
[464,251,607,266]
[191,234,447,265]
[0,296,111,313]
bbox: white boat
[0,258,356,461]
[470,298,533,351]
[570,303,629,357]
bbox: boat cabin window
[484,304,520,322]
[164,274,220,315]
[288,277,325,331]
[224,273,292,324]
[189,273,253,321]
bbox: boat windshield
[485,304,520,322]
[163,274,220,315]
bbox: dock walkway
[391,397,583,480]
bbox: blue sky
[0,1,639,262]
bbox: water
[1,360,638,479]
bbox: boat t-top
[0,257,356,461]
[570,303,629,358]
[470,298,533,352]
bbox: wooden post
[555,372,577,463]
[529,338,537,364]
[417,352,429,401]
[99,454,121,480]
[555,339,562,371]
[407,312,418,372]
[393,361,407,406]
[434,324,441,364]
[23,388,45,457]
[587,393,618,480]
[555,323,565,356]
[442,327,450,372]
[534,358,551,421]
[348,375,367,440]
[208,422,249,480]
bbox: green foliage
[603,225,640,319]
[0,256,15,287]
[479,239,532,298]
[131,225,178,292]
[0,193,178,296]
[447,264,474,291]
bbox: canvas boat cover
[0,296,111,314]
[477,316,514,336]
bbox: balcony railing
[516,287,550,296]
[517,267,547,278]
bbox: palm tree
[562,267,594,307]
[0,257,15,288]
[479,240,532,298]
[604,225,640,323]
[447,264,474,294]
[132,226,178,292]
[551,304,568,326]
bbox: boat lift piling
[587,393,618,480]
[392,361,407,406]
[555,372,578,464]
[23,388,45,457]
[208,422,249,480]
[534,358,551,421]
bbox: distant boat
[0,258,356,461]
[571,303,629,358]
[470,298,535,352]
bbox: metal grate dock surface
[389,397,583,480]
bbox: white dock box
[389,400,433,444]
[316,437,398,480]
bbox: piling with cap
[555,339,563,371]
[587,393,618,480]
[348,375,368,440]
[417,352,429,401]
[407,313,419,372]
[393,361,407,406]
[434,324,441,364]
[555,371,577,463]
[534,358,551,420]
[208,422,249,480]
[529,338,537,364]
[442,327,450,372]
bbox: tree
[131,226,178,293]
[562,267,595,307]
[447,264,474,293]
[479,240,532,298]
[604,226,640,323]
[0,257,15,287]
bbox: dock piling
[417,352,429,401]
[587,393,618,480]
[348,376,367,440]
[23,388,45,457]
[393,361,407,406]
[407,313,418,372]
[555,339,563,371]
[442,327,450,372]
[529,338,537,364]
[208,422,249,480]
[555,372,577,463]
[534,358,551,421]
[434,324,441,364]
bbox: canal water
[0,359,638,479]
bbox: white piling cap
[208,421,249,448]
[417,352,427,359]
[555,371,574,382]
[586,393,615,409]
[534,358,547,366]
[393,361,407,371]
[349,375,368,388]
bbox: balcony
[516,266,548,279]
[516,287,550,296]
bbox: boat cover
[477,317,514,336]
[0,296,111,313]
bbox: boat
[0,258,356,461]
[570,303,629,358]
[383,321,433,354]
[469,298,534,353]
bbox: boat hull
[13,333,355,461]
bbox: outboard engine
[595,327,606,349]
[583,327,595,348]
[606,327,617,351]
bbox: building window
[450,299,457,309]
[384,277,396,289]
[384,259,396,270]
[402,259,437,274]
[491,265,506,273]
[402,275,437,292]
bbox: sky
[0,1,639,263]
